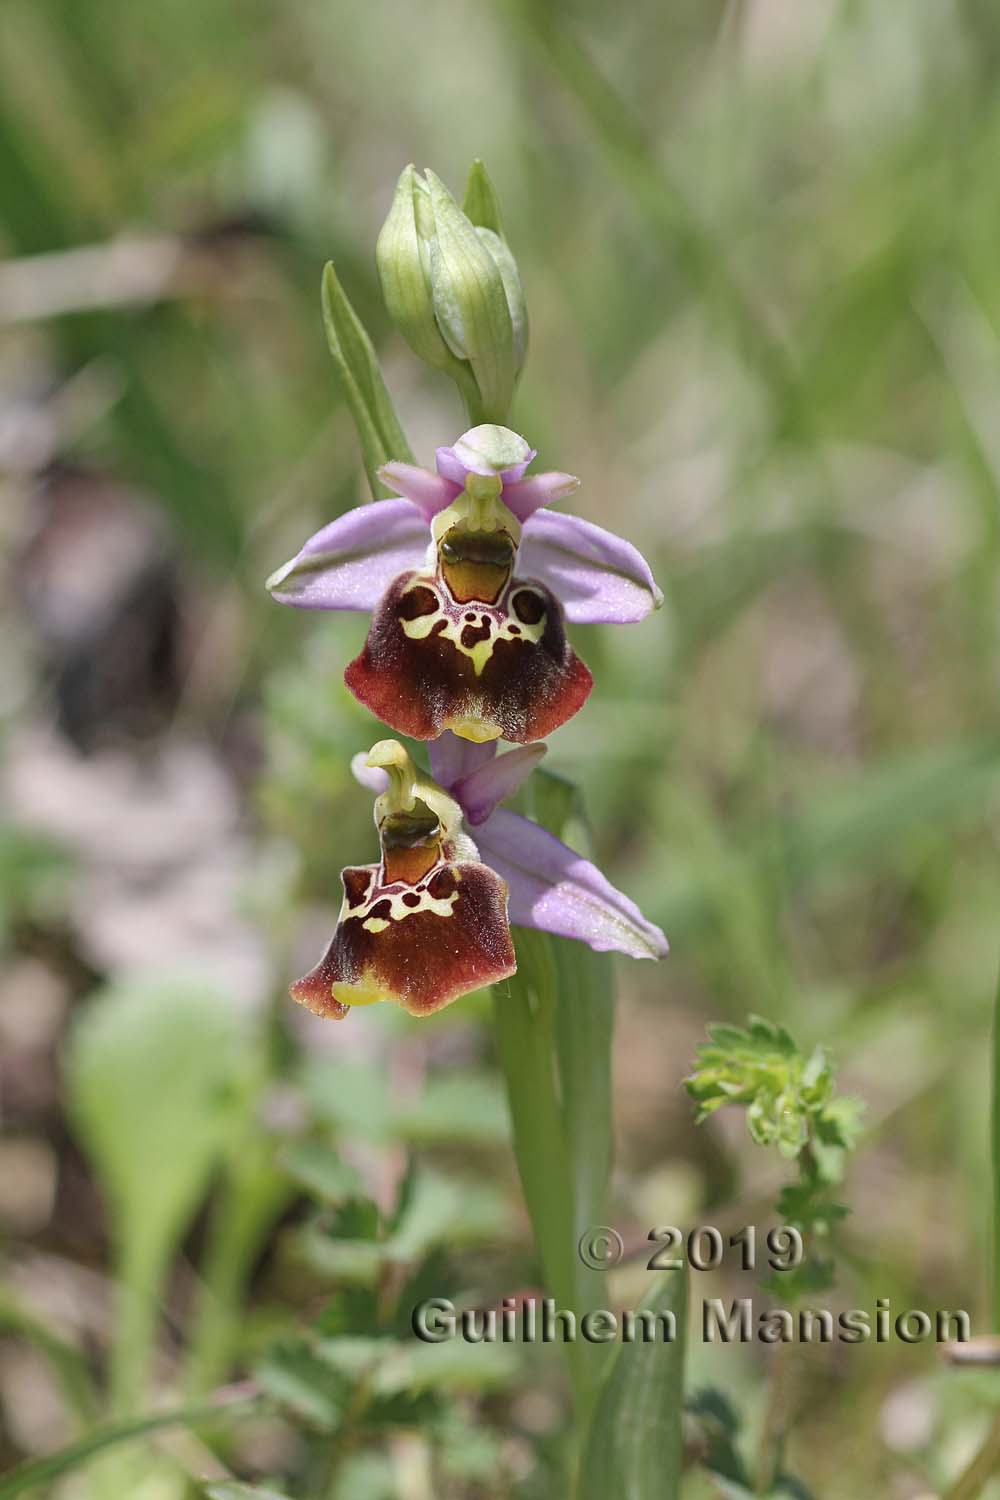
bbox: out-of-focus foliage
[2,0,1000,1495]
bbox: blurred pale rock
[3,730,270,1008]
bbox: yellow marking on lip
[399,581,546,676]
[331,973,386,1008]
[353,882,460,926]
[444,714,502,743]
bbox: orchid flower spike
[292,734,667,1023]
[267,425,663,745]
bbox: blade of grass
[0,1392,261,1500]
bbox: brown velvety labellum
[289,860,516,1018]
[344,571,593,743]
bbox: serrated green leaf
[295,1224,385,1287]
[255,1342,345,1431]
[578,1270,688,1500]
[279,1140,363,1204]
[385,1169,510,1263]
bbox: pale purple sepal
[378,462,459,521]
[428,732,496,789]
[267,500,429,612]
[475,808,668,960]
[351,753,389,795]
[436,433,537,485]
[518,509,663,624]
[502,471,580,522]
[452,744,547,825]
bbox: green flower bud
[375,162,528,426]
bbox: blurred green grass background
[3,0,1000,1495]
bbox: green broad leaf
[320,261,413,497]
[578,1269,688,1500]
[0,1395,259,1500]
[65,978,248,1414]
[279,1140,363,1203]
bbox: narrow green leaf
[529,769,615,1317]
[0,1395,260,1500]
[578,1270,688,1500]
[320,261,413,497]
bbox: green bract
[376,161,528,424]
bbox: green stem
[941,1412,1000,1500]
[108,1238,167,1418]
[992,960,1000,1329]
[755,1340,794,1495]
[184,1147,290,1397]
[493,935,586,1408]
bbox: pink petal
[267,500,429,611]
[518,509,663,624]
[350,753,389,795]
[378,462,459,521]
[502,471,580,522]
[452,744,547,825]
[475,808,668,959]
[428,732,497,790]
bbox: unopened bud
[375,163,528,425]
